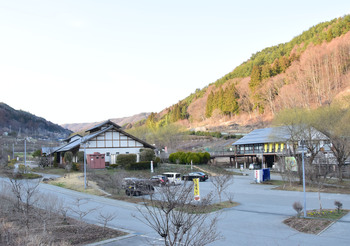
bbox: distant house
[52,120,155,167]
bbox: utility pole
[24,138,27,167]
[300,140,307,218]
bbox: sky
[1,1,349,125]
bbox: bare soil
[283,209,349,234]
[283,217,332,234]
[0,193,126,245]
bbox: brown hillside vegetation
[184,31,350,129]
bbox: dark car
[150,175,169,186]
[122,178,155,196]
[182,172,208,182]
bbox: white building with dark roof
[53,120,155,166]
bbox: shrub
[72,162,80,171]
[32,149,42,158]
[64,151,73,164]
[18,164,27,173]
[186,152,200,164]
[109,164,119,169]
[117,154,137,167]
[201,152,211,164]
[140,148,156,162]
[154,157,161,164]
[335,200,343,213]
[53,153,58,167]
[7,159,16,169]
[77,151,84,163]
[293,201,303,218]
[168,151,211,165]
[125,161,158,170]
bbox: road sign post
[193,178,200,201]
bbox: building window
[116,152,119,155]
[126,152,129,154]
[106,152,110,156]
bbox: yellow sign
[193,178,200,201]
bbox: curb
[85,227,137,246]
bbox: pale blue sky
[1,1,349,124]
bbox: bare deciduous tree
[8,178,40,229]
[136,182,221,246]
[211,174,234,203]
[98,211,117,235]
[69,198,98,233]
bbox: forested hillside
[0,103,72,139]
[140,15,350,130]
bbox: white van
[162,172,181,185]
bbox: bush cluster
[139,148,156,162]
[117,154,137,167]
[188,131,222,138]
[72,162,80,171]
[168,151,210,165]
[7,159,16,169]
[125,161,158,170]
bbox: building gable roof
[232,127,290,146]
[54,121,155,153]
[85,120,121,133]
[232,126,329,146]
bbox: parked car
[249,163,261,170]
[150,175,169,186]
[182,172,208,182]
[162,172,181,185]
[122,178,155,196]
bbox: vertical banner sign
[193,178,200,201]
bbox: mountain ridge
[141,15,350,131]
[61,112,151,132]
[0,102,72,139]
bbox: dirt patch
[0,196,127,245]
[283,209,349,235]
[283,217,332,234]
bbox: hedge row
[125,161,158,170]
[168,151,210,165]
[117,154,137,166]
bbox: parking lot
[2,170,350,245]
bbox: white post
[191,160,193,170]
[151,161,154,173]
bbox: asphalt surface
[1,170,350,246]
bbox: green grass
[307,209,348,220]
[13,173,42,179]
[51,182,66,188]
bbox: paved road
[1,171,350,246]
